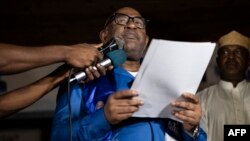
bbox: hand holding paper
[131,39,215,121]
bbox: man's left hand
[171,93,201,133]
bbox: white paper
[131,39,215,120]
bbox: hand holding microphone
[69,38,127,83]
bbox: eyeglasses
[105,13,148,29]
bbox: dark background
[1,0,250,46]
[0,0,250,141]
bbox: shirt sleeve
[50,83,112,141]
[182,126,207,141]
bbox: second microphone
[69,38,127,83]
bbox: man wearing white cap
[197,30,250,141]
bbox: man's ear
[99,29,109,43]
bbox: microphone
[69,38,126,83]
[98,37,123,54]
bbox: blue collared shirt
[50,67,206,141]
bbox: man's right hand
[66,43,115,83]
[104,90,144,125]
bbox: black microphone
[69,38,126,83]
[98,37,122,54]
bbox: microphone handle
[69,58,112,83]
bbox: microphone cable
[67,68,75,141]
[148,121,155,141]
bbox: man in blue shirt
[51,7,206,141]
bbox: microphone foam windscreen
[106,49,127,67]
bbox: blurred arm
[0,65,69,118]
[0,43,103,74]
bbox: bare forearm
[0,65,69,118]
[0,44,69,74]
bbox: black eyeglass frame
[104,13,149,29]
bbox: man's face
[101,7,149,61]
[217,45,250,80]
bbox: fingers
[96,101,104,109]
[172,101,195,111]
[84,67,96,82]
[172,108,197,122]
[96,50,104,62]
[67,42,115,82]
[104,103,141,125]
[92,43,104,61]
[108,90,143,108]
[66,43,104,69]
[171,93,198,110]
[171,93,201,130]
[113,90,139,99]
[182,92,199,104]
[83,63,110,83]
[96,64,108,76]
[104,90,144,125]
[107,65,114,71]
[108,104,140,114]
[171,107,200,130]
[93,43,103,49]
[173,109,199,133]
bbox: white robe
[197,80,250,141]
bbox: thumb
[93,43,103,49]
[96,101,104,109]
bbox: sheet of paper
[131,39,215,120]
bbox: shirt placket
[231,88,244,124]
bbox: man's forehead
[116,7,141,17]
[220,45,247,50]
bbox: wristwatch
[191,126,199,137]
